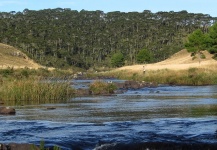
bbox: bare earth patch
[117,49,217,72]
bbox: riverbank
[102,67,217,85]
[101,49,217,85]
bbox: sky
[0,0,217,17]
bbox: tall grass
[0,78,75,105]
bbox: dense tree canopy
[0,9,216,69]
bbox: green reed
[0,78,75,105]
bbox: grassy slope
[117,49,217,72]
[104,49,217,85]
[0,43,42,69]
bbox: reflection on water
[0,83,217,149]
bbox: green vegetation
[0,78,75,105]
[0,9,216,69]
[0,68,75,105]
[185,29,206,53]
[111,52,124,67]
[136,49,153,63]
[185,23,217,60]
[207,23,217,56]
[89,80,117,95]
[0,67,74,79]
[185,29,207,63]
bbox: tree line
[0,8,216,69]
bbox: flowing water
[0,80,217,149]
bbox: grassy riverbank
[102,67,217,85]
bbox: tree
[111,52,124,67]
[207,23,217,54]
[185,29,207,63]
[136,48,153,63]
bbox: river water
[0,80,217,149]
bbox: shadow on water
[1,81,217,149]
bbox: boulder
[0,107,16,115]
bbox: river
[0,80,217,150]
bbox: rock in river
[0,107,16,115]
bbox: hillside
[0,43,42,69]
[0,9,216,69]
[117,49,217,72]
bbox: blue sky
[0,0,217,17]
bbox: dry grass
[103,63,217,85]
[116,49,217,72]
[0,43,46,69]
[100,49,217,85]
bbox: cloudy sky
[0,0,217,17]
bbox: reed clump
[89,80,117,95]
[0,78,75,105]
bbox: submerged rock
[0,107,16,115]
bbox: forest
[0,8,217,69]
